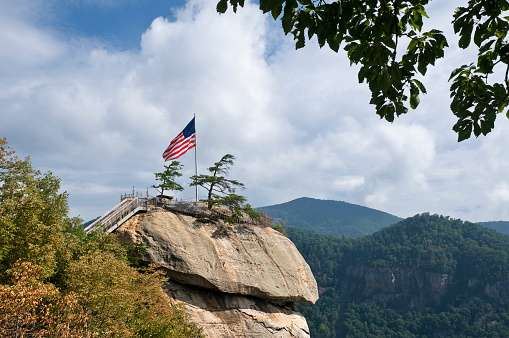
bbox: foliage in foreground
[218,0,509,142]
[0,138,201,337]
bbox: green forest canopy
[0,138,200,337]
[287,213,509,337]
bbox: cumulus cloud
[0,2,67,74]
[1,0,509,223]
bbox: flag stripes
[162,117,196,161]
[162,133,195,161]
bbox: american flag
[162,117,196,161]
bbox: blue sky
[2,0,509,223]
[46,0,187,50]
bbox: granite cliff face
[341,265,452,309]
[339,266,509,310]
[116,203,318,337]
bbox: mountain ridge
[258,197,509,238]
[479,220,509,236]
[259,197,402,238]
[287,213,509,336]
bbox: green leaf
[358,66,367,83]
[474,25,484,47]
[453,10,467,33]
[381,104,395,122]
[478,53,494,73]
[259,0,272,13]
[272,3,283,20]
[390,65,402,85]
[480,117,494,135]
[449,66,464,81]
[473,120,482,136]
[410,81,419,96]
[382,36,396,49]
[416,5,429,19]
[458,20,474,49]
[282,0,297,34]
[328,36,340,52]
[407,38,419,52]
[450,80,461,94]
[410,93,420,109]
[453,120,473,142]
[370,94,385,107]
[216,0,228,14]
[296,36,305,49]
[417,58,427,75]
[395,102,409,116]
[378,68,391,94]
[349,43,366,64]
[413,79,427,94]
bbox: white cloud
[1,0,509,224]
[0,3,67,73]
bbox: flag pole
[194,113,198,203]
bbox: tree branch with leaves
[217,0,509,141]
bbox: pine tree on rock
[190,154,245,210]
[152,161,184,196]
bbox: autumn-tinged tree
[0,139,202,337]
[0,261,88,337]
[0,137,69,280]
[63,250,198,337]
[62,233,201,337]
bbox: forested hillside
[260,197,402,237]
[287,214,509,337]
[480,221,509,236]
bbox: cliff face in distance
[287,214,509,336]
[116,203,318,337]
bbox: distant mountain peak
[259,197,402,238]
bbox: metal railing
[85,197,148,234]
[86,194,273,234]
[149,197,272,227]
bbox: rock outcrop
[164,281,310,337]
[341,265,452,310]
[116,204,318,337]
[469,278,509,306]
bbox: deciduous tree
[0,139,202,337]
[64,249,200,337]
[0,261,87,337]
[217,0,509,141]
[0,138,69,280]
